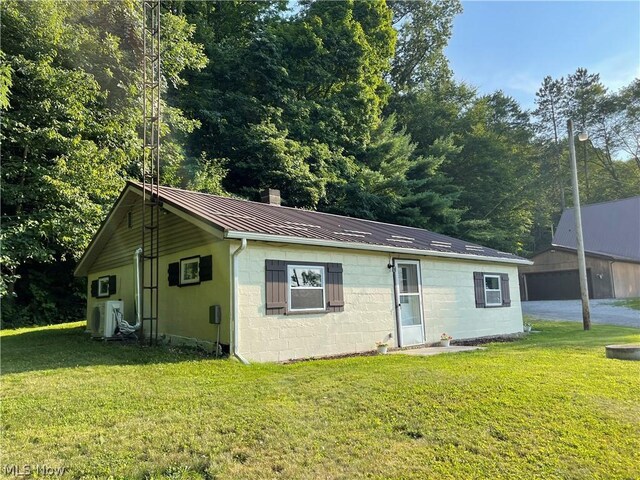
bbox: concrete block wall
[421,258,523,341]
[236,242,524,362]
[236,243,397,362]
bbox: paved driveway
[522,299,640,328]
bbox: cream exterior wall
[235,241,524,362]
[421,257,522,342]
[84,206,524,361]
[86,224,232,349]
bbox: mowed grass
[612,297,640,311]
[1,320,639,479]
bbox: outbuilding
[519,196,640,301]
[75,182,531,362]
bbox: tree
[445,92,541,252]
[611,79,640,170]
[1,0,206,325]
[534,76,566,209]
[322,115,462,233]
[387,0,462,90]
[174,0,397,208]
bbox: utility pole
[567,119,591,330]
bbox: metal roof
[130,182,529,264]
[553,196,640,262]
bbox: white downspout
[134,247,143,329]
[232,238,249,364]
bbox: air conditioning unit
[90,301,123,339]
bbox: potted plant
[376,341,388,355]
[440,333,452,347]
[523,323,532,333]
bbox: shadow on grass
[1,322,213,375]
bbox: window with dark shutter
[108,275,117,295]
[474,271,511,308]
[266,260,345,315]
[265,260,287,315]
[169,255,213,287]
[90,279,98,298]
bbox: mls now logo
[3,464,66,476]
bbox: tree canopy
[2,0,638,326]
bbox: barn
[75,182,531,362]
[519,196,640,301]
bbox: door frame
[392,258,426,347]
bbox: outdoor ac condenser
[90,300,123,339]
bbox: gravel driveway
[522,299,640,328]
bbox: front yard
[1,320,639,479]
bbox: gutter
[224,231,534,266]
[231,238,249,365]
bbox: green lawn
[2,320,639,480]
[612,297,640,311]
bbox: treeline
[1,0,638,326]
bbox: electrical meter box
[209,305,222,325]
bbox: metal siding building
[520,197,640,300]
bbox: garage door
[525,269,594,301]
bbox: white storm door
[394,260,425,346]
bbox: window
[168,255,212,287]
[97,276,111,297]
[473,272,511,308]
[180,256,200,285]
[265,260,343,315]
[91,275,116,298]
[288,265,326,311]
[484,274,502,306]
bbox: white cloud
[504,72,540,95]
[592,52,640,92]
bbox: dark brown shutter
[168,262,179,286]
[473,272,485,308]
[500,273,511,307]
[90,279,98,298]
[108,275,117,295]
[326,263,344,312]
[265,260,287,315]
[200,255,213,282]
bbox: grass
[611,297,640,311]
[1,320,639,480]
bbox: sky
[445,1,640,111]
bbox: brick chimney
[261,188,281,206]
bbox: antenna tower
[141,0,161,345]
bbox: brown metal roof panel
[131,183,525,262]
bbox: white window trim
[484,274,502,306]
[97,276,110,298]
[287,264,326,312]
[180,256,201,285]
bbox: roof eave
[551,244,640,263]
[224,230,533,265]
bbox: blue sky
[445,1,640,110]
